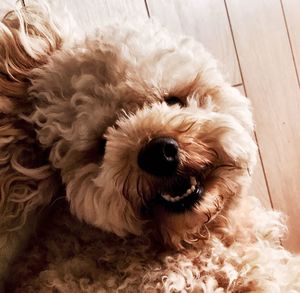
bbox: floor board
[235,85,272,209]
[146,0,241,85]
[65,0,148,31]
[226,0,300,252]
[281,0,300,86]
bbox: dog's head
[26,21,257,247]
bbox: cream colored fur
[0,2,299,292]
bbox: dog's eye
[99,138,107,156]
[165,96,184,106]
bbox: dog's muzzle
[138,137,204,212]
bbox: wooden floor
[15,0,300,252]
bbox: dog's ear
[0,3,61,249]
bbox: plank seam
[280,0,300,89]
[223,0,274,209]
[144,0,150,18]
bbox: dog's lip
[157,176,204,212]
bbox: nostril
[137,137,179,177]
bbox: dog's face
[30,22,257,247]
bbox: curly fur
[1,2,300,292]
[0,3,62,286]
[5,197,300,292]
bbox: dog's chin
[149,177,230,249]
[152,203,210,249]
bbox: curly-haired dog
[1,2,300,292]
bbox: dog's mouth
[157,176,204,212]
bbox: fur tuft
[0,2,62,282]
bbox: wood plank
[63,0,148,31]
[281,0,300,85]
[235,85,271,209]
[226,0,300,252]
[146,0,241,85]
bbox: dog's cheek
[218,122,257,173]
[65,162,144,237]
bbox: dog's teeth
[161,177,199,203]
[171,196,182,202]
[162,193,181,202]
[161,193,172,201]
[190,176,197,186]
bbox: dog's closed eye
[165,96,184,107]
[99,138,107,156]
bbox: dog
[1,2,300,292]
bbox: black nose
[137,137,179,177]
